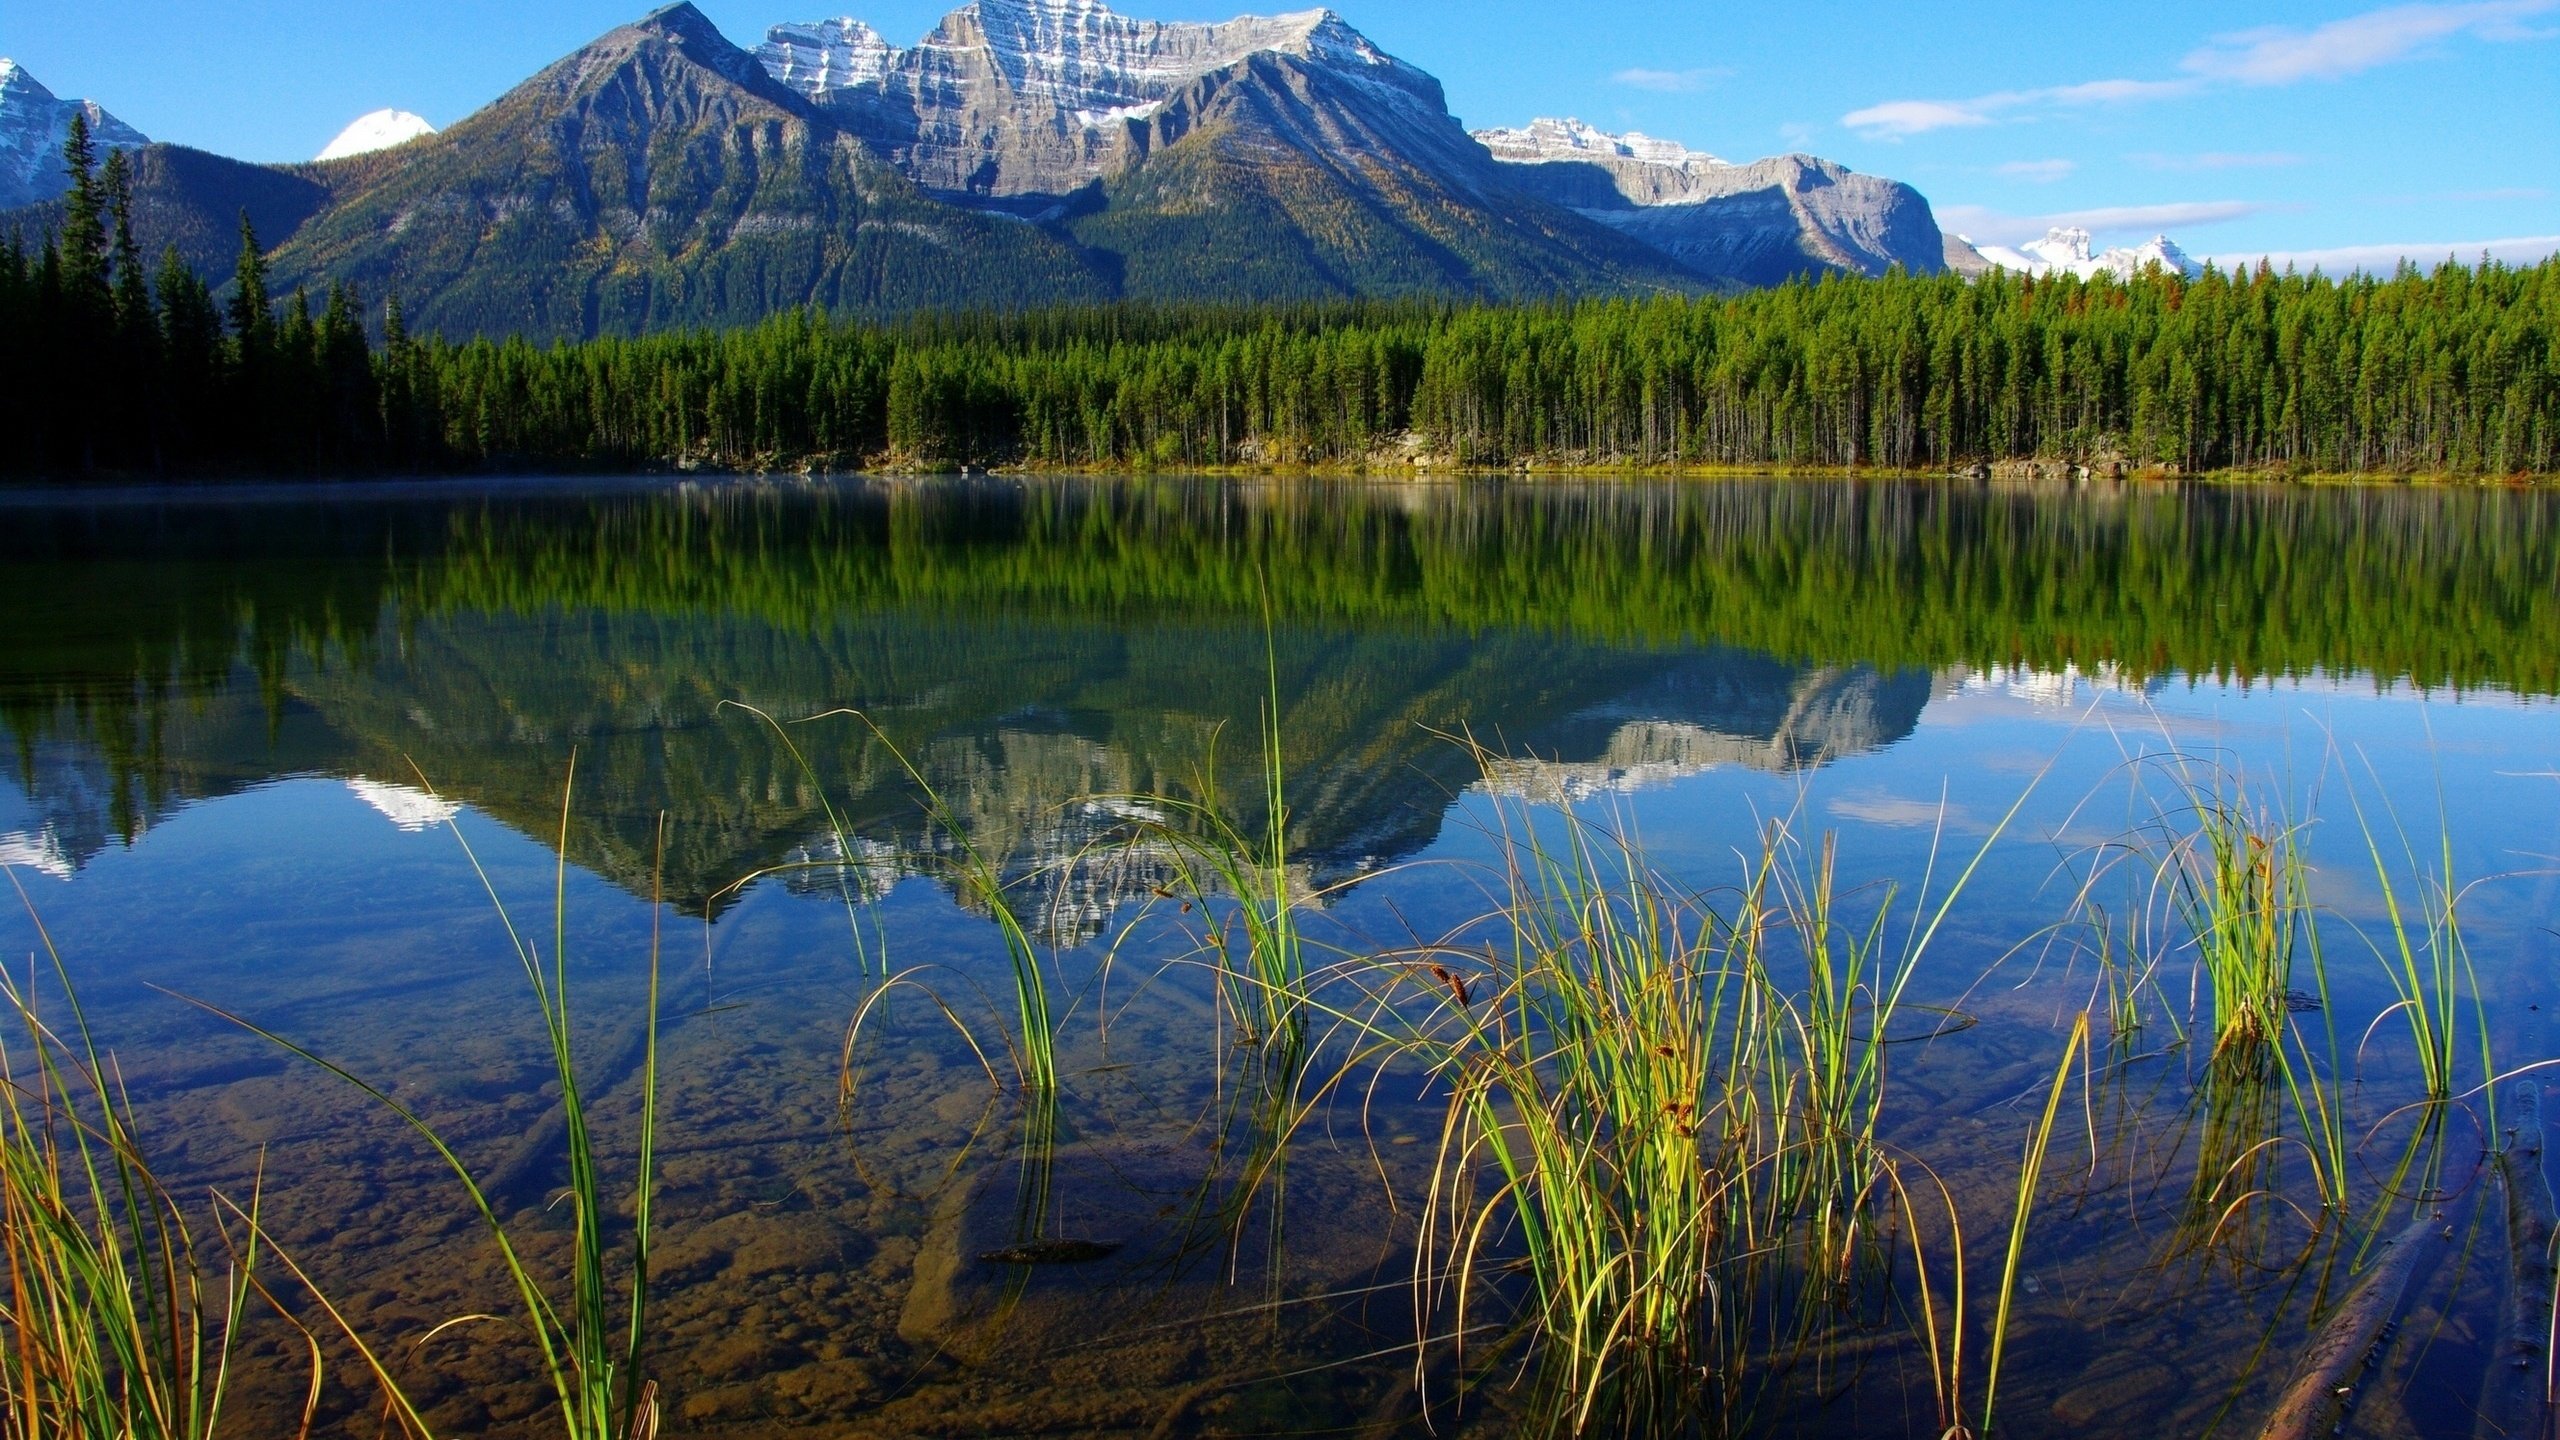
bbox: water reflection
[1,475,2554,1438]
[6,475,2551,906]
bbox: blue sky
[8,0,2555,265]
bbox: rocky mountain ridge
[1,3,1964,335]
[1479,116,1948,283]
[0,58,148,209]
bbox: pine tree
[156,246,221,466]
[56,113,108,321]
[226,212,271,354]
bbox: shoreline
[5,457,2553,492]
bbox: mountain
[316,109,437,161]
[258,3,1112,337]
[0,58,148,209]
[1477,117,1949,285]
[756,4,1446,204]
[755,1,1700,301]
[1969,226,2205,280]
[0,3,1957,335]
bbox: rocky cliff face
[2,4,1967,333]
[1478,117,1949,285]
[0,59,148,209]
[257,2,1110,337]
[757,1,1445,202]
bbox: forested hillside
[6,117,2554,479]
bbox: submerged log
[2254,1216,2449,1440]
[2478,1082,2558,1440]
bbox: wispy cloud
[1844,1,2557,138]
[2052,200,2267,231]
[1843,79,2194,138]
[2209,234,2560,272]
[2130,150,2308,170]
[1940,199,2271,246]
[1997,158,2077,183]
[2182,0,2558,83]
[1612,66,1730,93]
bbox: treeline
[5,119,2555,477]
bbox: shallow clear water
[2,475,2556,1437]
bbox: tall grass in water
[802,707,1061,1095]
[1121,687,1312,1062]
[1408,773,2029,1437]
[0,884,299,1440]
[193,765,663,1440]
[2098,768,2351,1215]
[2338,761,2487,1112]
[2166,789,2310,1062]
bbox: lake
[2,474,2555,1438]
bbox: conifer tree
[56,114,108,322]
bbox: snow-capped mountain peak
[756,1,1441,196]
[1475,117,1725,170]
[316,108,437,161]
[2020,225,2094,269]
[1973,226,2205,280]
[0,57,149,209]
[759,17,901,94]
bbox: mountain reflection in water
[6,473,2550,915]
[4,474,2558,1439]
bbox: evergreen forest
[6,118,2555,480]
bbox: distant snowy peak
[760,17,900,93]
[759,1,1430,114]
[1475,117,1725,171]
[756,0,1443,196]
[1971,226,2206,280]
[316,109,437,161]
[0,58,149,210]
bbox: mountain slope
[1479,117,1949,285]
[0,59,148,209]
[0,4,1955,335]
[1072,50,1698,300]
[259,3,1109,336]
[5,143,332,280]
[764,1,1697,300]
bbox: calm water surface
[2,475,2556,1437]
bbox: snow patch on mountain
[1475,117,1724,171]
[1971,226,2205,280]
[758,0,1443,196]
[759,1,1425,113]
[0,59,148,210]
[316,109,437,161]
[759,17,901,92]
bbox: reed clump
[1404,780,2017,1437]
[198,767,665,1440]
[2168,789,2310,1063]
[0,917,293,1440]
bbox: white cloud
[1843,78,2194,137]
[1940,199,2269,247]
[2050,200,2265,230]
[1842,99,1996,137]
[1612,66,1728,93]
[2130,150,2308,170]
[2183,0,2559,84]
[1997,158,2077,183]
[1844,1,2555,141]
[2209,234,2560,273]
